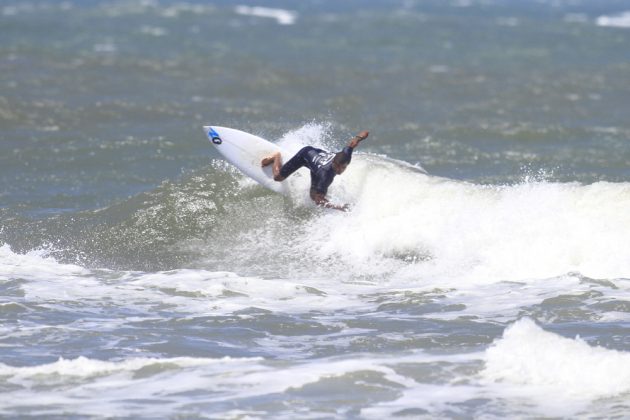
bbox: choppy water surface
[1,0,630,418]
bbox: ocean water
[1,0,630,418]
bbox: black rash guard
[279,146,337,194]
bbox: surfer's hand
[356,131,369,141]
[323,202,350,212]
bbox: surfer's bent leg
[262,152,286,181]
[274,147,311,182]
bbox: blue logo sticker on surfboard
[208,127,222,145]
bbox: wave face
[5,126,630,283]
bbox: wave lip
[483,318,630,400]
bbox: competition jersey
[279,146,337,194]
[303,147,337,194]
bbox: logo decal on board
[208,127,222,145]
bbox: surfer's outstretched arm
[310,189,349,212]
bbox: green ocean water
[1,1,630,418]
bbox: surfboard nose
[204,126,223,145]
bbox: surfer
[261,131,369,211]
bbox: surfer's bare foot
[349,131,369,148]
[356,130,369,141]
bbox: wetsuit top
[278,146,337,194]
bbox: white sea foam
[422,274,597,321]
[295,155,630,283]
[596,11,630,28]
[250,124,630,284]
[0,244,367,318]
[0,244,88,281]
[235,5,298,25]
[0,355,247,379]
[0,355,265,417]
[0,351,473,417]
[484,318,630,400]
[362,383,481,418]
[2,242,630,416]
[3,248,628,343]
[276,122,334,154]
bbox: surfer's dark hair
[334,146,353,165]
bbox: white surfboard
[203,126,290,195]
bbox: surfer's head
[333,146,353,174]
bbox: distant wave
[235,5,298,25]
[596,11,630,28]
